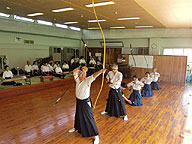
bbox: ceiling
[0,0,191,29]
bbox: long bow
[91,0,106,109]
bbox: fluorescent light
[88,19,106,22]
[110,26,125,29]
[37,20,52,26]
[14,15,34,22]
[70,26,81,31]
[52,8,74,13]
[64,21,78,24]
[135,26,153,28]
[117,17,140,20]
[55,23,68,29]
[85,1,115,7]
[27,13,44,17]
[88,27,100,30]
[0,12,10,18]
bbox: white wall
[0,18,82,69]
[83,28,192,55]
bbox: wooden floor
[0,78,191,144]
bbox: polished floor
[0,78,192,144]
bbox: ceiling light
[0,12,10,18]
[52,8,74,13]
[37,20,52,26]
[55,23,68,29]
[70,26,81,31]
[110,26,125,29]
[88,27,100,30]
[135,26,153,28]
[117,17,140,20]
[14,15,34,22]
[64,21,78,24]
[27,13,44,17]
[88,19,106,22]
[85,1,115,7]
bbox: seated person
[62,61,70,72]
[89,57,96,67]
[41,62,50,76]
[32,61,40,76]
[25,61,34,76]
[79,56,86,66]
[48,62,54,75]
[54,61,59,69]
[55,64,65,79]
[1,65,16,85]
[88,57,96,76]
[96,59,103,71]
[150,67,161,90]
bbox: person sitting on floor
[1,65,16,85]
[125,75,144,106]
[32,61,40,76]
[79,56,86,66]
[140,72,154,97]
[42,62,50,76]
[55,64,65,79]
[62,61,70,72]
[54,61,59,69]
[150,67,161,90]
[24,61,34,77]
[48,62,54,75]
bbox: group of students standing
[68,64,161,144]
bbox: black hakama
[105,88,127,117]
[151,81,161,90]
[74,97,99,137]
[127,90,143,106]
[141,84,154,97]
[1,77,16,85]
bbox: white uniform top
[54,64,58,69]
[71,59,75,64]
[49,65,54,71]
[41,65,44,71]
[106,71,123,89]
[140,77,152,84]
[97,61,102,65]
[32,65,39,71]
[127,81,144,91]
[150,72,160,82]
[89,59,96,65]
[62,64,69,69]
[42,66,50,72]
[74,73,95,100]
[79,59,86,64]
[3,70,13,79]
[55,67,62,73]
[25,65,33,72]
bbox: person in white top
[54,61,59,69]
[89,57,96,66]
[24,61,34,76]
[150,67,161,90]
[55,64,65,79]
[32,61,40,76]
[68,66,106,144]
[1,65,16,85]
[79,56,86,66]
[42,62,50,76]
[62,61,70,72]
[101,63,128,121]
[48,62,54,75]
[140,72,154,97]
[126,75,144,106]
